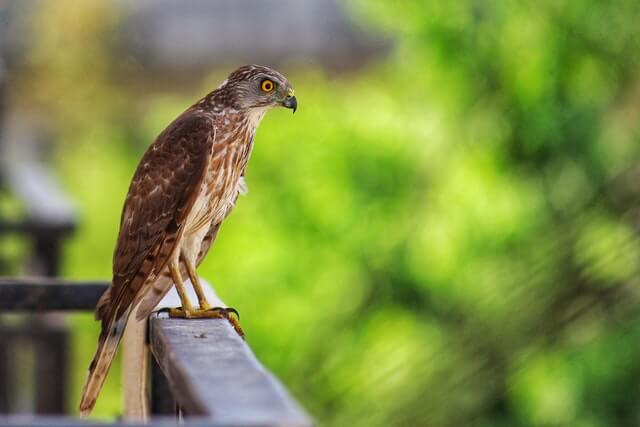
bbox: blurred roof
[0,0,389,76]
[119,0,388,73]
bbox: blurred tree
[347,1,640,426]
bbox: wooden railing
[0,279,314,427]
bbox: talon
[207,306,240,320]
[225,307,240,320]
[228,317,245,339]
[207,307,244,338]
[163,306,244,338]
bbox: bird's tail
[79,305,133,416]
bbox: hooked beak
[282,87,297,113]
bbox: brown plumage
[79,65,297,416]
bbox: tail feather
[79,305,133,416]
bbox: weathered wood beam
[149,315,313,427]
[0,279,107,311]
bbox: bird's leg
[167,260,196,318]
[182,255,211,311]
[176,255,244,338]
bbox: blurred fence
[0,60,77,412]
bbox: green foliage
[11,0,640,425]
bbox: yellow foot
[165,307,244,338]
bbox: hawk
[79,65,297,416]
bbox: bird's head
[218,64,297,113]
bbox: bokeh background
[1,0,640,426]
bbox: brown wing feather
[81,110,216,416]
[97,111,216,325]
[134,189,243,321]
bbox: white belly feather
[179,174,246,264]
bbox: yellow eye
[261,79,275,92]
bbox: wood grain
[149,316,313,427]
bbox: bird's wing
[80,111,216,416]
[98,111,216,325]
[134,187,244,321]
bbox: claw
[227,315,245,339]
[160,306,244,338]
[225,307,240,320]
[207,307,244,338]
[206,307,240,320]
